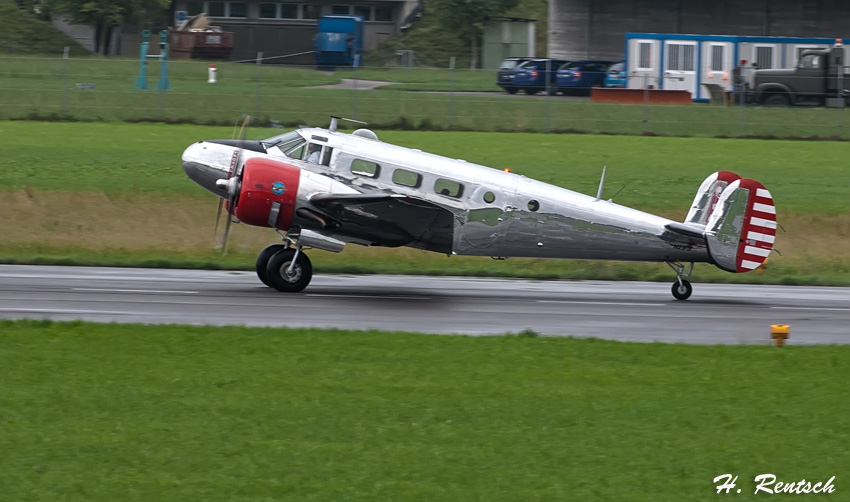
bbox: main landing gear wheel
[672,280,693,301]
[266,248,313,293]
[255,244,286,287]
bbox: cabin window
[207,1,225,16]
[259,3,277,17]
[667,43,695,71]
[483,191,495,203]
[353,5,372,20]
[187,1,204,15]
[637,42,652,70]
[351,159,380,178]
[527,200,540,212]
[228,2,246,17]
[434,178,463,198]
[392,169,422,188]
[710,45,724,72]
[375,5,392,21]
[755,46,774,69]
[302,4,320,19]
[280,4,298,18]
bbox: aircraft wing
[308,193,455,253]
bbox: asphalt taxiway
[0,265,847,345]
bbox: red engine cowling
[233,157,301,230]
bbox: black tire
[547,87,559,96]
[671,280,693,301]
[266,249,313,293]
[505,87,518,95]
[763,93,790,107]
[524,88,539,95]
[255,244,286,287]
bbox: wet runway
[0,265,847,345]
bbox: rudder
[704,178,776,273]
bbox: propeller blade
[213,197,224,241]
[217,115,252,255]
[220,207,233,256]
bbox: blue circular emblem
[271,181,286,195]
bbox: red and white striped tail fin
[685,171,742,226]
[704,178,777,273]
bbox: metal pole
[62,46,69,114]
[448,56,456,127]
[738,79,745,137]
[642,74,649,135]
[352,52,360,120]
[544,59,552,132]
[255,52,263,119]
[838,59,844,138]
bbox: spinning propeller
[214,115,252,255]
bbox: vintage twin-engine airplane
[181,117,776,300]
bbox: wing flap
[308,193,454,252]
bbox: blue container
[314,15,364,67]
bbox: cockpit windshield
[261,130,307,159]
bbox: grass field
[4,55,850,137]
[2,120,849,285]
[1,320,848,500]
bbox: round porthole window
[528,200,540,212]
[483,191,495,203]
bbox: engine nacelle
[234,157,302,230]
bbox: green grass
[4,55,850,138]
[3,121,848,214]
[1,320,848,501]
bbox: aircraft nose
[182,141,228,197]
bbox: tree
[48,0,169,55]
[428,0,521,68]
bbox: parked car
[604,61,626,88]
[501,58,569,95]
[495,57,532,94]
[554,60,614,95]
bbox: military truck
[751,44,849,106]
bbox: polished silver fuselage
[182,128,710,263]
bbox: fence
[1,53,849,139]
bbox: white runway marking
[770,306,850,312]
[537,300,665,307]
[72,288,199,294]
[306,293,431,300]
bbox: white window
[668,43,695,71]
[754,46,774,69]
[638,42,652,70]
[710,44,725,72]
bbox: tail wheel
[266,248,313,293]
[672,280,693,301]
[255,244,286,287]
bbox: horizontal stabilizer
[704,178,776,273]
